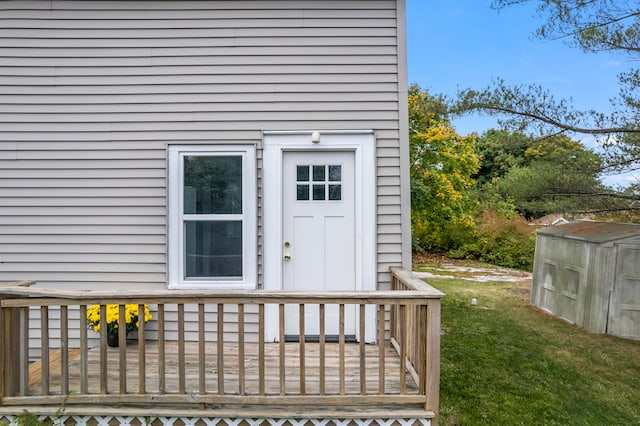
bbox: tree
[474,130,531,185]
[453,0,640,195]
[408,84,479,251]
[497,135,606,216]
[472,129,618,217]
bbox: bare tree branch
[536,191,640,200]
[468,104,638,134]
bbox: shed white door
[282,151,356,339]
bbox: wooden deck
[29,341,419,398]
[1,268,443,424]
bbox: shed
[531,220,640,340]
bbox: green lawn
[426,276,640,425]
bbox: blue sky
[406,0,623,135]
[406,0,635,186]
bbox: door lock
[284,254,292,261]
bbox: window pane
[328,165,341,182]
[297,165,310,182]
[313,184,325,200]
[184,155,242,214]
[297,184,310,201]
[329,184,342,200]
[185,221,242,278]
[313,165,326,182]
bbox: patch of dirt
[412,252,486,267]
[413,263,532,284]
[413,253,532,285]
[509,287,531,302]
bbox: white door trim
[263,130,377,342]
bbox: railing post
[0,281,35,400]
[425,298,441,425]
[0,305,22,399]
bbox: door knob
[284,254,292,261]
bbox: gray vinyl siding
[0,0,407,342]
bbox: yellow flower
[86,304,152,337]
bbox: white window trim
[167,145,257,289]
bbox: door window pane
[313,184,326,200]
[297,165,310,182]
[185,221,242,278]
[184,156,242,214]
[329,165,341,181]
[329,184,342,201]
[297,184,310,201]
[313,165,325,181]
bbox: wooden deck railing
[390,266,444,415]
[0,269,443,417]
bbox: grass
[424,274,640,425]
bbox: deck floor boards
[29,342,419,397]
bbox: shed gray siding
[532,221,640,340]
[0,1,408,292]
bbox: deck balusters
[418,304,426,394]
[359,303,366,395]
[339,303,345,396]
[157,303,166,394]
[40,306,49,396]
[99,304,107,394]
[299,304,305,395]
[19,307,28,396]
[60,305,69,395]
[399,304,407,394]
[217,303,224,394]
[258,303,265,395]
[319,303,325,395]
[378,304,386,394]
[177,303,185,394]
[118,304,126,394]
[79,305,88,395]
[238,303,245,396]
[137,303,146,395]
[278,303,285,396]
[198,303,205,395]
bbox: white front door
[262,131,377,343]
[282,151,356,338]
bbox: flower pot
[107,333,119,347]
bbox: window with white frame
[168,145,256,289]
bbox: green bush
[449,210,536,271]
[412,213,476,253]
